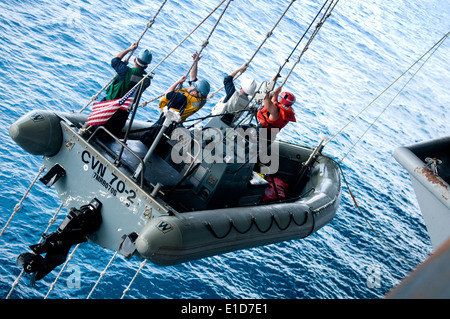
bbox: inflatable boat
[9,109,341,281]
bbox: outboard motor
[17,198,102,284]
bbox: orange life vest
[257,101,296,129]
[159,88,206,121]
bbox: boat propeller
[17,198,102,285]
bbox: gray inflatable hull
[9,110,341,266]
[136,157,341,266]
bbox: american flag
[87,86,138,126]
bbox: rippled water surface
[0,0,449,299]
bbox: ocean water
[0,0,448,300]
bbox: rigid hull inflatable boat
[9,109,341,280]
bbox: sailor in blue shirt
[105,42,152,101]
[91,42,152,136]
[211,62,257,122]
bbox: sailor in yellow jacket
[158,51,210,121]
[140,52,211,147]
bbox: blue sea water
[0,0,448,300]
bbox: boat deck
[89,133,313,213]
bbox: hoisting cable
[138,0,229,107]
[208,0,298,99]
[280,0,339,88]
[78,0,169,113]
[277,0,332,80]
[338,32,448,163]
[324,30,450,149]
[330,32,449,269]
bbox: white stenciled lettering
[80,150,136,206]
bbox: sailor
[140,52,210,148]
[158,51,210,121]
[106,42,152,101]
[87,42,152,136]
[257,85,296,131]
[210,62,257,122]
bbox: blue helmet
[136,49,152,67]
[193,79,210,98]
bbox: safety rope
[86,250,119,299]
[124,0,169,64]
[5,269,25,299]
[120,0,233,167]
[335,160,415,267]
[273,0,330,81]
[214,0,337,129]
[206,210,312,239]
[139,0,231,107]
[5,203,64,299]
[219,0,336,127]
[186,0,233,80]
[78,0,169,113]
[324,30,450,149]
[137,0,229,107]
[0,166,45,240]
[328,32,449,270]
[189,0,335,127]
[208,0,297,99]
[6,0,227,300]
[280,0,339,88]
[44,243,81,299]
[159,0,233,106]
[8,1,443,301]
[121,259,147,299]
[338,34,448,163]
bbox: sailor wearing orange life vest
[257,85,296,130]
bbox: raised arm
[166,76,187,95]
[229,62,249,78]
[190,51,202,81]
[116,42,138,60]
[263,86,282,120]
